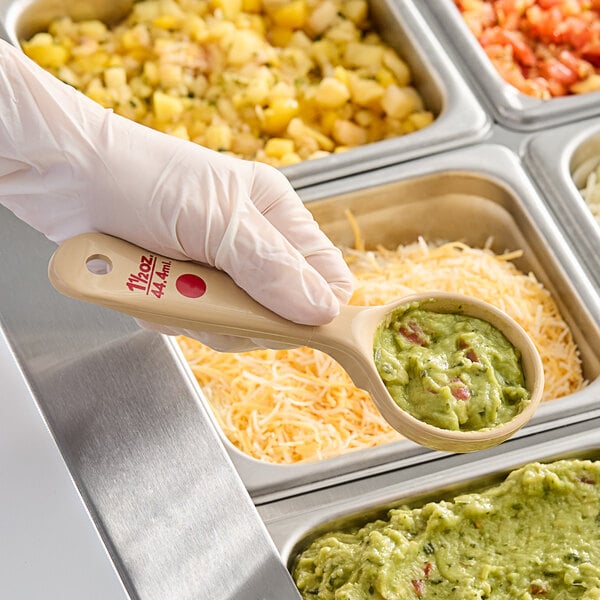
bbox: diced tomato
[581,42,600,67]
[539,57,579,84]
[466,349,479,362]
[480,26,536,65]
[411,579,424,597]
[456,0,600,98]
[529,582,549,595]
[423,562,433,578]
[450,380,471,400]
[399,322,428,346]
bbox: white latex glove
[0,39,354,351]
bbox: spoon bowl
[48,233,544,453]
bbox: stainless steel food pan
[261,417,600,576]
[420,0,600,132]
[168,143,600,503]
[0,0,490,189]
[523,117,600,292]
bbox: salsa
[373,303,529,431]
[293,459,600,599]
[455,0,600,99]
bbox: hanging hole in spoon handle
[48,232,319,347]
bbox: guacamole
[293,459,600,599]
[373,303,530,431]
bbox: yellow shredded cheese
[177,237,584,465]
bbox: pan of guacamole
[373,303,530,431]
[292,459,600,599]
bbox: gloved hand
[0,39,354,351]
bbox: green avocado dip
[373,303,530,431]
[292,459,600,599]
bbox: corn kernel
[153,90,185,121]
[242,0,262,12]
[271,0,306,28]
[279,152,302,166]
[153,14,182,29]
[211,0,242,18]
[23,41,69,69]
[264,137,295,158]
[261,97,299,134]
[268,26,293,47]
[204,123,233,150]
[405,110,434,131]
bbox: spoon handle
[48,233,316,346]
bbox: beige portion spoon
[48,233,544,453]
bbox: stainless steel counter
[0,208,300,599]
[0,327,130,599]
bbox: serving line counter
[0,326,129,599]
[0,208,301,599]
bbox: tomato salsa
[455,0,600,98]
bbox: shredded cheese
[177,237,584,465]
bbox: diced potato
[132,1,163,23]
[310,39,340,69]
[571,74,600,94]
[348,75,385,106]
[23,0,426,168]
[315,77,350,109]
[166,123,190,139]
[381,84,422,119]
[324,19,360,44]
[85,82,113,108]
[159,63,183,88]
[344,42,384,70]
[354,108,376,127]
[382,48,411,86]
[264,137,295,158]
[104,66,127,89]
[79,20,108,41]
[287,117,335,151]
[153,90,185,121]
[305,0,338,37]
[226,30,262,64]
[331,119,367,146]
[231,131,263,156]
[204,122,233,150]
[271,1,306,28]
[121,24,151,50]
[341,0,368,25]
[261,97,299,134]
